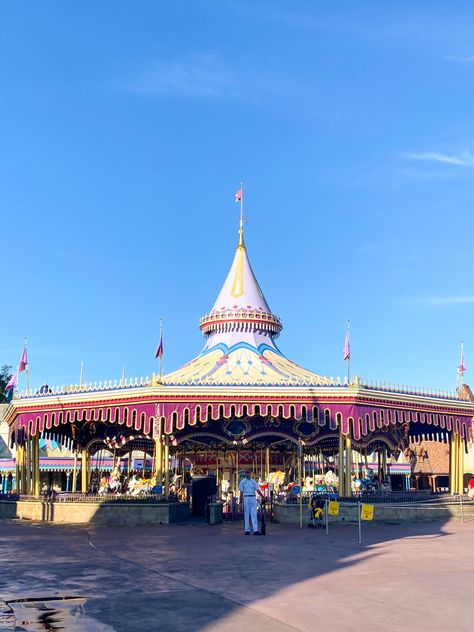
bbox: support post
[20,443,27,494]
[382,448,387,484]
[72,451,78,492]
[81,448,88,493]
[358,500,362,545]
[164,438,170,498]
[26,436,32,495]
[154,419,163,486]
[450,433,458,494]
[344,433,352,497]
[457,434,465,495]
[338,429,345,496]
[298,442,303,529]
[265,447,270,481]
[32,434,40,497]
[15,445,21,494]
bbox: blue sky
[1,1,473,392]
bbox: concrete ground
[0,516,473,631]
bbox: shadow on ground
[1,514,473,631]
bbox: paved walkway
[0,517,473,631]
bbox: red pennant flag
[155,334,163,360]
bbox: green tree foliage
[0,365,13,403]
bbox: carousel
[4,211,474,509]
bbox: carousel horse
[98,475,109,496]
[129,476,152,496]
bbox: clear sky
[1,1,473,393]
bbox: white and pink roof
[164,224,331,386]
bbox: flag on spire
[343,322,351,361]
[155,334,163,360]
[18,345,27,373]
[458,341,466,375]
[155,318,164,360]
[235,188,242,202]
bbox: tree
[0,365,13,403]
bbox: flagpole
[457,340,465,392]
[240,181,243,232]
[24,337,30,396]
[159,317,163,380]
[121,366,126,386]
[346,320,351,384]
[79,361,84,388]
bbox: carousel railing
[16,492,183,504]
[0,493,19,501]
[276,490,463,505]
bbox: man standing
[239,470,263,535]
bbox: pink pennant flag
[235,188,242,202]
[343,324,350,361]
[18,346,28,373]
[458,342,466,375]
[5,371,18,391]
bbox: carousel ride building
[3,215,474,501]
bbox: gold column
[81,448,88,493]
[154,419,163,486]
[32,435,40,497]
[36,435,41,497]
[164,438,170,498]
[449,433,458,494]
[20,443,27,494]
[458,434,465,495]
[265,447,270,481]
[15,445,20,494]
[298,442,303,528]
[25,436,32,495]
[338,429,345,496]
[344,434,352,497]
[16,445,22,494]
[72,451,78,492]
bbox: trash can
[208,502,223,525]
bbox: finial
[235,182,244,247]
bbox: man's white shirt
[239,478,259,496]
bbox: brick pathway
[0,517,473,631]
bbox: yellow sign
[328,500,340,516]
[360,504,374,521]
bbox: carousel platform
[0,495,190,525]
[274,494,474,524]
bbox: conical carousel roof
[163,223,330,387]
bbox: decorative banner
[360,503,374,521]
[328,500,340,516]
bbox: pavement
[1,516,474,631]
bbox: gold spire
[238,223,245,248]
[238,181,245,248]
